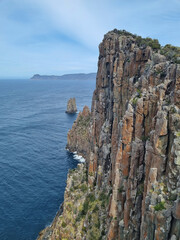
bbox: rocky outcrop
[38,30,180,240]
[67,106,91,158]
[66,98,77,114]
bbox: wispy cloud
[0,0,179,78]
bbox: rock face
[67,106,91,158]
[38,30,180,240]
[66,98,77,113]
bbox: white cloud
[0,0,179,77]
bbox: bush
[137,89,142,98]
[136,36,161,51]
[132,97,138,107]
[88,193,96,202]
[160,44,180,63]
[72,175,78,181]
[80,184,88,192]
[170,107,176,114]
[61,221,67,228]
[113,29,180,62]
[154,201,165,211]
[82,226,87,232]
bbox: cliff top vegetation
[109,29,180,63]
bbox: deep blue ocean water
[0,79,95,240]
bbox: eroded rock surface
[38,30,180,240]
[67,106,91,158]
[66,98,77,113]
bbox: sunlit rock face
[38,30,180,240]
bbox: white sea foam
[73,152,85,163]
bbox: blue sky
[0,0,180,78]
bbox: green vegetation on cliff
[113,29,180,62]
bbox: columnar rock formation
[66,98,77,113]
[38,30,180,240]
[67,106,91,158]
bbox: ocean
[0,79,95,240]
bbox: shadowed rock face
[67,106,91,158]
[66,98,77,113]
[37,30,180,240]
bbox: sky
[0,0,180,78]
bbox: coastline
[37,203,64,240]
[37,152,86,240]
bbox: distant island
[31,73,96,81]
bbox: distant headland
[31,73,96,81]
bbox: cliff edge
[38,30,180,240]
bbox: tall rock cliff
[38,30,180,240]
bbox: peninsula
[31,73,96,81]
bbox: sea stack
[66,98,77,114]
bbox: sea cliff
[38,30,180,240]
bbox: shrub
[99,191,107,201]
[137,89,142,98]
[136,36,161,50]
[154,201,165,211]
[88,193,96,202]
[132,97,138,107]
[89,172,94,176]
[80,184,88,192]
[67,203,72,211]
[170,107,176,114]
[82,226,87,232]
[61,221,67,228]
[72,175,78,181]
[113,29,161,50]
[160,44,180,63]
